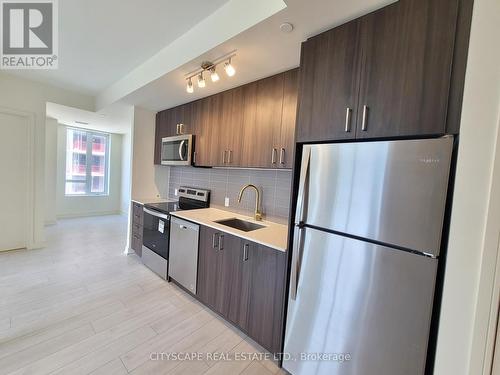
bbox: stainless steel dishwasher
[168,217,199,294]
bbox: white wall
[434,0,500,373]
[44,117,58,225]
[0,73,94,248]
[131,106,169,200]
[120,131,132,214]
[55,126,123,218]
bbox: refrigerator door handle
[290,225,305,300]
[295,147,311,225]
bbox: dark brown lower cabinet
[130,202,143,256]
[246,242,287,354]
[196,225,287,354]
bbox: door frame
[0,106,36,250]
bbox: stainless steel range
[141,187,209,280]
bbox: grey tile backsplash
[168,167,292,224]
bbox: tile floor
[0,215,284,375]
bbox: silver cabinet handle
[271,148,277,164]
[193,151,197,164]
[179,123,184,134]
[228,150,232,164]
[176,124,180,134]
[212,233,219,249]
[222,151,226,164]
[279,148,285,165]
[243,243,249,261]
[345,107,352,132]
[361,105,369,131]
[219,234,224,250]
[295,146,311,225]
[290,226,305,300]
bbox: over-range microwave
[161,134,193,166]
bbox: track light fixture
[184,51,236,93]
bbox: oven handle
[143,207,170,221]
[179,140,186,161]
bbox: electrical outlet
[174,189,178,196]
[225,197,230,207]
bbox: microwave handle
[178,140,186,161]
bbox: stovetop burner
[143,187,210,215]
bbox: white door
[0,112,29,251]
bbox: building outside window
[65,128,110,196]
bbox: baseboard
[56,210,121,219]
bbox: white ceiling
[9,0,397,115]
[7,0,229,95]
[46,102,133,134]
[109,0,397,111]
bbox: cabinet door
[296,19,362,143]
[219,87,244,167]
[214,233,248,320]
[277,68,299,169]
[242,74,284,168]
[247,244,287,354]
[192,95,222,167]
[356,0,458,138]
[196,226,220,309]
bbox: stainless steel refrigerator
[283,137,454,375]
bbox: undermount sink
[215,218,265,232]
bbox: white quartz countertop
[170,208,289,252]
[131,197,177,205]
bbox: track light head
[210,67,219,82]
[186,78,194,93]
[224,58,235,77]
[197,72,205,88]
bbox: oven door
[142,208,170,260]
[161,135,192,166]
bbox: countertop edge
[170,210,287,253]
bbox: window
[65,128,110,196]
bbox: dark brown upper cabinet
[275,68,299,168]
[242,73,284,168]
[296,0,460,142]
[356,0,458,138]
[296,19,362,143]
[217,87,244,167]
[155,69,298,168]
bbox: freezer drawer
[169,217,199,294]
[284,227,437,375]
[297,137,453,256]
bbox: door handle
[219,234,224,251]
[212,233,219,249]
[361,105,369,131]
[279,148,285,165]
[295,146,311,225]
[290,225,305,300]
[178,140,186,161]
[180,225,187,229]
[271,148,277,164]
[243,243,249,261]
[345,107,352,132]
